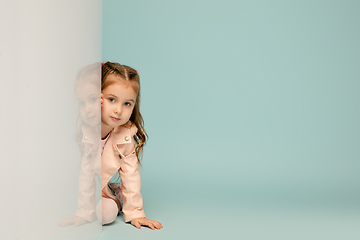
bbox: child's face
[101,78,137,129]
[76,82,100,128]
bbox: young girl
[99,62,162,229]
[58,62,162,230]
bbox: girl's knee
[96,198,118,225]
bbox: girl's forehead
[103,81,133,92]
[76,82,99,97]
[103,82,137,98]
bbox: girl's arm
[116,125,162,229]
[118,148,146,222]
[58,152,96,226]
[75,153,97,222]
[119,151,162,229]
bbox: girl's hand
[130,217,163,230]
[57,216,88,227]
[100,93,104,106]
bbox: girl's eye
[125,102,131,107]
[108,98,115,103]
[90,97,97,103]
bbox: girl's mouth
[111,117,120,121]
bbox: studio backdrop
[102,0,360,239]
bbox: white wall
[0,1,102,239]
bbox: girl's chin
[101,120,128,129]
[84,123,100,130]
[86,120,100,127]
[110,122,127,128]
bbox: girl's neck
[101,122,114,139]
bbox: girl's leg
[96,198,118,225]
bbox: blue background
[100,1,360,239]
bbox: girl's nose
[114,106,121,114]
[85,104,92,113]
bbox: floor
[97,193,360,240]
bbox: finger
[57,219,71,227]
[153,222,162,229]
[132,221,141,229]
[146,222,155,230]
[74,219,82,227]
[74,220,86,227]
[140,221,154,230]
[153,220,162,226]
[144,220,157,230]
